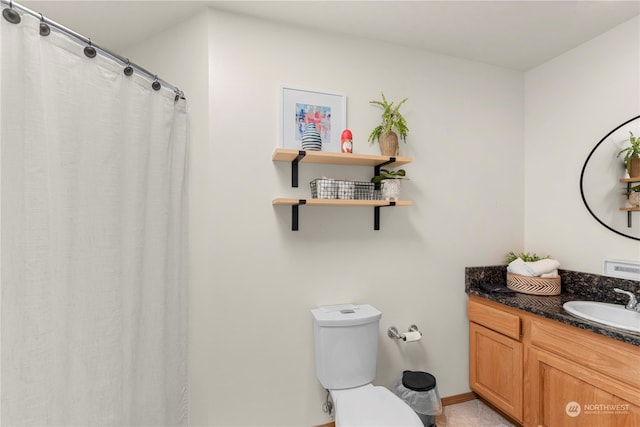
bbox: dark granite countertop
[465,266,640,347]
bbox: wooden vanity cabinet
[468,295,640,427]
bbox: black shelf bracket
[373,158,398,230]
[374,201,396,230]
[374,157,396,177]
[291,150,306,187]
[292,199,306,231]
[373,157,396,191]
[626,181,633,228]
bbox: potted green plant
[617,131,640,178]
[367,92,409,156]
[370,168,408,184]
[371,169,408,201]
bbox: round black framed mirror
[580,115,640,241]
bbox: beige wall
[128,7,526,426]
[524,16,640,274]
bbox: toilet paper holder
[387,324,422,341]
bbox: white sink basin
[563,301,640,333]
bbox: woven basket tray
[506,272,561,296]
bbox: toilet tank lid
[311,304,381,327]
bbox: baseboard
[441,391,478,406]
[313,392,478,427]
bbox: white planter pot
[381,179,402,201]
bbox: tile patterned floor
[435,399,516,427]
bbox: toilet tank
[311,304,382,390]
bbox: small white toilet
[311,304,423,427]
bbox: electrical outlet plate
[603,259,640,281]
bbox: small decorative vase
[378,132,399,156]
[381,179,402,201]
[628,155,640,178]
[629,192,640,207]
[301,122,322,151]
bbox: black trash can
[392,371,442,427]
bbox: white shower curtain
[1,13,188,426]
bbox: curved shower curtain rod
[1,0,185,100]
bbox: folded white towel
[526,259,560,276]
[507,258,560,277]
[507,258,534,276]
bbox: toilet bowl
[311,304,423,427]
[330,384,422,427]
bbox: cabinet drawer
[468,298,520,340]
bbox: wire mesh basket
[310,178,337,199]
[354,181,380,200]
[310,179,381,200]
[336,180,355,199]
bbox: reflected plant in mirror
[617,131,640,178]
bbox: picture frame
[280,86,347,153]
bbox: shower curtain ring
[39,13,51,36]
[3,0,21,24]
[152,76,162,91]
[84,39,97,58]
[123,59,134,76]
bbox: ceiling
[15,0,640,71]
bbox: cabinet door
[527,347,640,427]
[469,322,523,422]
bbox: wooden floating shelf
[620,177,640,183]
[272,198,411,230]
[272,148,412,168]
[272,198,412,207]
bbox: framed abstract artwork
[280,86,346,153]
